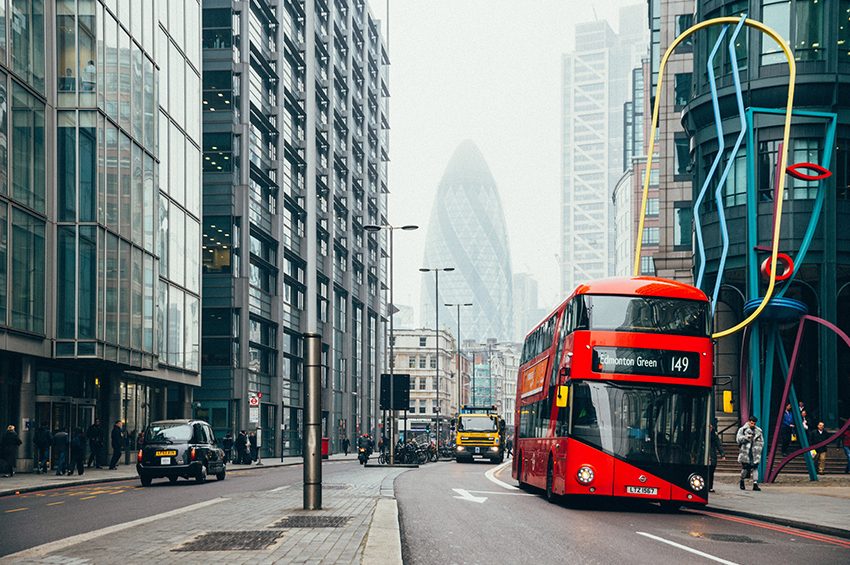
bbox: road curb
[0,456,360,498]
[362,498,403,565]
[701,505,850,541]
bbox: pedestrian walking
[780,403,793,455]
[33,422,52,473]
[53,427,70,476]
[86,419,103,468]
[505,437,513,458]
[222,432,234,463]
[708,422,726,492]
[810,421,829,475]
[342,436,350,456]
[108,420,124,469]
[736,416,763,491]
[69,428,86,476]
[248,431,259,463]
[841,424,850,474]
[1,425,22,477]
[235,430,249,464]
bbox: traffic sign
[249,396,260,407]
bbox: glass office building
[0,1,202,470]
[198,0,389,456]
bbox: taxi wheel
[168,475,178,484]
[140,474,152,487]
[195,465,207,484]
[216,470,226,481]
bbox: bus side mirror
[556,386,569,408]
[722,390,734,413]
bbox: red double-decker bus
[511,277,713,507]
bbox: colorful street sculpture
[635,15,850,481]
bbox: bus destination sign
[592,347,699,379]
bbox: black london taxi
[137,419,226,486]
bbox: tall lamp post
[444,302,472,410]
[420,267,454,447]
[364,223,418,465]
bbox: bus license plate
[626,486,657,495]
[474,447,480,454]
[160,457,171,465]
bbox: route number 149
[671,356,689,373]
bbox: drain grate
[273,515,351,528]
[689,532,763,544]
[174,531,284,551]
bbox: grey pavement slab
[6,464,406,565]
[708,474,850,537]
[0,454,358,497]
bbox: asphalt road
[395,457,850,565]
[0,461,356,557]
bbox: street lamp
[444,302,472,411]
[420,266,454,449]
[364,223,418,465]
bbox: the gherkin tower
[421,140,513,342]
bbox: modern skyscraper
[421,140,512,342]
[0,1,202,470]
[560,5,646,295]
[198,0,390,456]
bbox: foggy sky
[377,0,642,326]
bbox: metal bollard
[303,333,322,510]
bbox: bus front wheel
[545,458,556,503]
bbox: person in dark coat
[69,428,86,476]
[86,419,103,468]
[342,436,350,456]
[222,432,234,463]
[235,430,249,464]
[33,423,52,474]
[708,422,726,492]
[108,420,124,469]
[810,421,830,475]
[248,431,259,463]
[1,425,22,477]
[52,427,70,476]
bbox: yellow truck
[453,405,505,463]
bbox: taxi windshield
[459,416,497,432]
[144,423,193,444]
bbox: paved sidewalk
[0,454,358,497]
[707,472,850,538]
[6,464,407,564]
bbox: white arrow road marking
[636,532,741,565]
[484,460,519,490]
[452,488,488,503]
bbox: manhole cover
[690,532,763,544]
[174,531,284,551]
[273,515,351,528]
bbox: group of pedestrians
[0,418,130,478]
[223,430,260,465]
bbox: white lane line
[5,497,227,559]
[270,485,291,492]
[484,461,518,491]
[465,490,534,496]
[452,488,487,503]
[636,532,741,565]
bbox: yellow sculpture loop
[633,17,796,339]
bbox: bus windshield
[585,295,709,337]
[459,416,497,432]
[570,381,708,466]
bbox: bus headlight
[576,466,595,485]
[688,473,705,491]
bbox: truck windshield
[144,423,193,444]
[585,295,709,337]
[570,381,708,466]
[459,416,497,432]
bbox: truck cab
[454,406,505,463]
